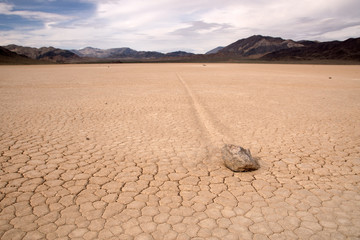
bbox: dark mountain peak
[231,35,284,45]
[217,35,304,58]
[0,46,22,57]
[109,47,137,54]
[248,34,281,40]
[343,37,360,46]
[5,44,20,49]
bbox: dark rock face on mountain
[0,46,24,58]
[4,45,80,63]
[206,46,224,54]
[215,35,304,58]
[261,37,360,61]
[38,48,80,62]
[0,46,43,64]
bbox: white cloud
[0,0,359,53]
[320,25,360,41]
[0,3,13,13]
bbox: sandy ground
[0,63,359,240]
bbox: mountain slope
[215,35,304,58]
[206,46,224,54]
[0,46,45,64]
[261,37,360,61]
[4,45,80,63]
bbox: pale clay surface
[0,63,359,240]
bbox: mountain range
[1,35,359,64]
[4,45,80,63]
[71,47,194,59]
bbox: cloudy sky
[0,0,359,53]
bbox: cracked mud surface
[0,63,359,239]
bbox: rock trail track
[176,72,233,169]
[0,63,359,240]
[176,72,231,147]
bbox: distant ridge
[4,45,80,63]
[2,35,360,64]
[71,47,194,59]
[0,46,45,64]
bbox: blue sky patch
[4,0,96,15]
[0,13,43,30]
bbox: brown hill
[4,45,81,63]
[215,35,304,58]
[0,46,45,64]
[261,37,360,61]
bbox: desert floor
[0,63,359,240]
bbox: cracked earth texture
[0,63,359,240]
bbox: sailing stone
[222,144,260,172]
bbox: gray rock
[222,144,260,172]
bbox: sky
[0,0,359,54]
